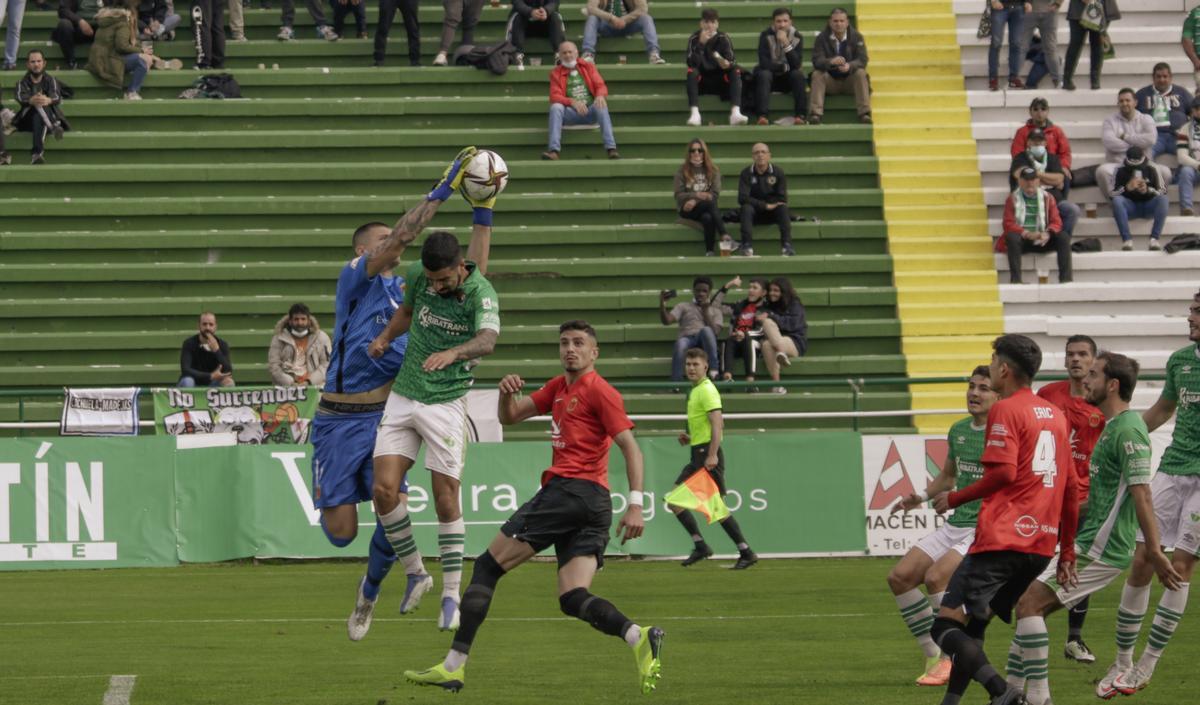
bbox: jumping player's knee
[886,566,913,594]
[371,485,399,514]
[929,615,960,647]
[320,515,356,548]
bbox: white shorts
[1037,555,1124,609]
[373,392,468,480]
[1136,472,1200,557]
[915,523,975,562]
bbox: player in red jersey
[404,320,664,695]
[1036,334,1106,662]
[928,334,1078,705]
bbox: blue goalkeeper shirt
[322,256,408,394]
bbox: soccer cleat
[1063,639,1096,663]
[633,626,664,694]
[680,544,713,567]
[405,663,465,693]
[732,550,758,570]
[988,686,1026,705]
[1113,663,1152,694]
[347,578,376,642]
[1095,663,1124,700]
[399,572,434,614]
[916,655,951,686]
[438,596,461,631]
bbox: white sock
[895,588,939,659]
[438,518,466,600]
[1005,634,1026,691]
[624,623,642,648]
[1116,582,1151,669]
[928,591,945,612]
[1141,582,1190,672]
[443,648,468,672]
[1016,616,1050,703]
[379,503,424,575]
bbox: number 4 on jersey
[1033,430,1058,487]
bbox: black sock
[674,511,704,545]
[1067,595,1089,641]
[931,617,1007,698]
[450,551,506,655]
[560,587,633,640]
[719,516,748,550]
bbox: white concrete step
[994,251,1200,283]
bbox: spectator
[1135,62,1194,158]
[1185,5,1200,93]
[736,142,793,257]
[998,166,1071,284]
[1175,97,1200,215]
[52,0,101,69]
[759,276,806,395]
[1111,146,1168,251]
[809,7,871,125]
[1,0,24,71]
[179,311,235,388]
[14,50,69,165]
[580,0,665,65]
[268,303,332,387]
[1098,88,1156,197]
[432,0,482,65]
[331,0,367,40]
[136,0,180,41]
[228,0,244,42]
[660,275,734,381]
[541,41,619,161]
[1011,97,1073,176]
[372,0,419,66]
[0,86,8,165]
[1018,0,1061,88]
[192,0,225,69]
[278,0,338,41]
[1009,127,1080,238]
[987,0,1027,91]
[753,7,805,126]
[87,0,153,101]
[675,138,730,256]
[1063,0,1119,91]
[1023,30,1051,89]
[722,276,767,383]
[684,8,748,126]
[508,0,565,68]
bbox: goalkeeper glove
[426,146,478,202]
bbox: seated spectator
[268,303,332,387]
[1011,97,1072,180]
[1098,88,1157,197]
[988,0,1027,91]
[541,41,619,160]
[809,7,871,125]
[684,8,748,126]
[180,311,235,387]
[1135,62,1193,158]
[136,0,180,41]
[279,0,338,41]
[753,7,806,126]
[759,276,806,394]
[14,50,69,165]
[1009,128,1080,238]
[1019,1,1061,88]
[1,0,24,71]
[675,138,730,255]
[1174,97,1200,215]
[508,0,565,68]
[660,275,736,381]
[88,0,154,101]
[52,0,101,70]
[998,167,1071,284]
[331,0,367,40]
[1111,146,1168,251]
[722,276,766,383]
[736,142,793,257]
[372,0,419,66]
[581,0,665,65]
[432,0,481,65]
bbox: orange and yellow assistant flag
[664,470,730,524]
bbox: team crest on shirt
[1088,412,1103,428]
[567,396,579,413]
[767,176,777,186]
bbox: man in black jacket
[753,7,806,126]
[180,312,236,387]
[736,142,793,257]
[507,0,565,67]
[685,8,748,126]
[809,7,870,124]
[51,0,99,69]
[14,51,69,165]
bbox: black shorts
[500,476,612,569]
[674,444,726,495]
[942,550,1052,623]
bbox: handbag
[976,2,992,39]
[1079,0,1105,31]
[1100,30,1116,60]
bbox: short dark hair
[692,275,713,289]
[26,49,44,61]
[1096,351,1140,402]
[1152,62,1172,75]
[992,334,1042,382]
[829,7,849,18]
[772,7,791,19]
[421,230,463,271]
[352,221,389,248]
[288,302,311,318]
[971,364,990,379]
[685,347,709,361]
[559,319,597,340]
[1029,97,1049,110]
[700,8,718,21]
[1118,87,1136,99]
[1065,334,1098,356]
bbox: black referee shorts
[942,550,1052,624]
[674,444,726,495]
[500,476,612,569]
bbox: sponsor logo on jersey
[1178,387,1200,405]
[482,298,493,310]
[1014,515,1040,537]
[988,439,1006,448]
[550,417,565,449]
[991,423,1008,437]
[1034,406,1056,420]
[417,305,470,334]
[956,459,983,481]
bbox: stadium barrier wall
[0,433,866,570]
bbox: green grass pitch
[4,557,1196,704]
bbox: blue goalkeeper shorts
[311,411,407,509]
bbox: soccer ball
[461,149,509,202]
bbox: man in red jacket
[1011,97,1073,179]
[542,41,620,161]
[998,167,1072,284]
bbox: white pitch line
[101,675,136,705]
[1,613,877,628]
